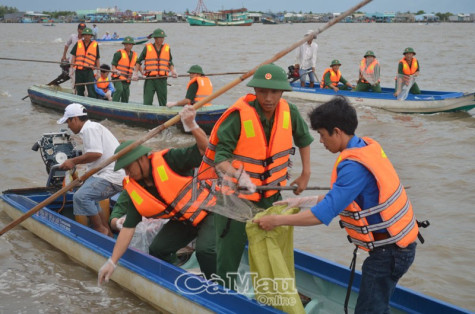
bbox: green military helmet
[246,63,292,91]
[152,28,167,38]
[403,47,416,55]
[330,59,341,66]
[122,36,135,45]
[81,28,93,35]
[113,140,152,171]
[364,50,376,58]
[187,64,204,75]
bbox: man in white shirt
[57,103,124,236]
[92,24,98,40]
[61,23,86,89]
[295,30,318,88]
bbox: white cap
[305,30,317,39]
[57,103,87,124]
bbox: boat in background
[261,17,278,24]
[96,36,149,45]
[186,15,216,26]
[287,82,475,114]
[27,85,227,134]
[186,0,252,26]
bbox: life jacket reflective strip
[143,43,170,76]
[186,76,213,106]
[330,137,419,251]
[320,68,341,88]
[112,49,137,83]
[359,58,379,83]
[198,94,295,202]
[123,150,214,226]
[96,76,110,92]
[75,40,98,70]
[400,57,418,75]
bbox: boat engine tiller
[32,130,81,187]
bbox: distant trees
[42,11,76,18]
[0,5,18,17]
[435,12,453,21]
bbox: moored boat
[1,187,469,314]
[27,85,227,134]
[186,15,217,26]
[95,36,149,45]
[286,82,475,114]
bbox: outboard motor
[47,61,71,86]
[287,65,300,83]
[32,130,82,187]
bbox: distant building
[415,14,439,22]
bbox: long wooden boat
[286,82,475,114]
[186,15,217,26]
[1,187,470,314]
[95,36,149,45]
[27,85,227,134]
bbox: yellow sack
[246,205,305,314]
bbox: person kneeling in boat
[254,96,422,314]
[111,36,137,103]
[57,103,125,236]
[166,65,213,108]
[98,106,216,284]
[320,59,353,92]
[94,64,115,101]
[394,47,420,97]
[355,50,381,93]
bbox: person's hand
[132,72,139,81]
[98,258,117,285]
[273,196,320,208]
[95,70,101,78]
[59,159,75,170]
[179,105,199,132]
[170,69,178,78]
[332,86,339,92]
[166,101,178,108]
[105,90,112,101]
[237,170,256,193]
[112,69,120,76]
[253,215,280,231]
[116,216,125,230]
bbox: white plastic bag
[129,218,168,253]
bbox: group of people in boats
[55,33,425,310]
[61,24,207,107]
[294,29,420,97]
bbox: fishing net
[361,71,380,86]
[395,74,415,100]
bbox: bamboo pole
[0,0,372,236]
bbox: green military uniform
[136,44,173,106]
[322,70,351,90]
[214,98,314,289]
[397,59,421,94]
[355,51,382,93]
[111,50,133,103]
[111,144,216,278]
[71,40,100,98]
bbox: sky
[3,0,475,14]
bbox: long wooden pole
[0,0,372,237]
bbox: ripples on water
[0,22,474,312]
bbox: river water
[0,22,474,313]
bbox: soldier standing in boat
[111,36,137,103]
[70,27,100,98]
[61,22,86,90]
[133,28,178,106]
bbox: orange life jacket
[112,49,137,83]
[320,68,341,88]
[359,58,380,84]
[331,137,419,251]
[123,150,214,226]
[186,76,213,106]
[75,40,98,70]
[400,57,418,75]
[143,43,170,77]
[198,94,295,202]
[96,76,110,92]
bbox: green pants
[394,81,421,94]
[143,77,167,106]
[75,69,96,98]
[355,81,382,93]
[112,81,130,103]
[149,213,216,279]
[215,214,248,290]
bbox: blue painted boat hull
[1,188,470,313]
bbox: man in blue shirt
[254,96,418,314]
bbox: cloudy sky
[3,0,474,13]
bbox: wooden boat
[95,36,149,45]
[286,82,475,114]
[186,15,217,26]
[262,17,278,25]
[216,9,253,26]
[1,187,469,314]
[27,85,227,134]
